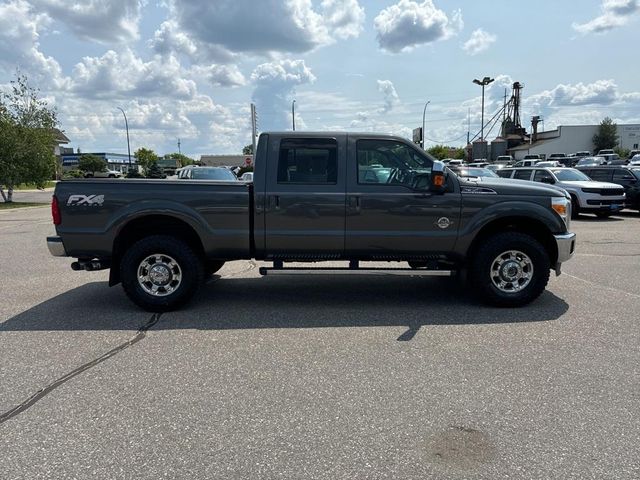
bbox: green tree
[242,144,254,155]
[592,117,619,153]
[167,152,194,167]
[146,161,164,178]
[0,73,58,202]
[427,145,465,160]
[78,154,107,176]
[134,147,159,175]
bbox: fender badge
[435,217,452,229]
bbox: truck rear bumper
[554,232,576,275]
[47,236,67,257]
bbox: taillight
[52,195,61,225]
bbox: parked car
[600,153,621,164]
[535,161,561,167]
[180,167,238,181]
[629,154,640,166]
[523,154,542,161]
[48,131,576,311]
[468,161,490,167]
[576,165,640,211]
[240,172,254,182]
[497,167,625,218]
[597,149,615,156]
[449,167,499,179]
[627,150,640,160]
[495,155,513,165]
[84,169,122,178]
[513,160,539,168]
[447,159,464,166]
[573,151,591,158]
[485,164,506,173]
[547,153,572,167]
[576,156,607,167]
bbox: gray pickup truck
[48,132,576,311]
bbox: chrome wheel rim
[137,254,182,297]
[490,250,534,293]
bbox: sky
[1,0,639,158]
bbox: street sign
[413,127,423,144]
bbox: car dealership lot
[1,207,638,479]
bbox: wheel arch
[466,216,558,267]
[109,214,205,286]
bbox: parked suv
[547,153,572,167]
[498,167,626,218]
[577,165,640,211]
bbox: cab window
[356,139,433,187]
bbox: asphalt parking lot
[1,206,638,479]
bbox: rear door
[263,136,346,258]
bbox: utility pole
[421,100,430,149]
[177,138,181,155]
[473,76,495,141]
[251,103,257,155]
[117,107,132,170]
[292,99,296,131]
[467,107,470,145]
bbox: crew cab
[47,132,576,311]
[497,167,625,218]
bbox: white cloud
[192,65,246,88]
[149,20,236,63]
[0,0,66,88]
[70,49,197,100]
[528,80,619,108]
[374,0,463,53]
[462,29,496,55]
[376,80,399,113]
[321,0,366,39]
[572,0,639,34]
[251,59,316,130]
[31,0,143,44]
[167,0,365,57]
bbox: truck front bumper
[47,236,67,257]
[554,232,576,275]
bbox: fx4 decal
[67,194,105,206]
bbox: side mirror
[429,161,447,193]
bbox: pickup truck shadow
[1,276,569,337]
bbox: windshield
[551,169,590,181]
[191,168,237,180]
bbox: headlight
[551,197,570,229]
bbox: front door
[264,136,346,258]
[345,137,460,258]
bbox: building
[508,124,640,160]
[200,154,253,167]
[61,152,136,172]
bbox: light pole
[473,76,494,141]
[292,99,296,131]
[117,107,132,170]
[421,100,430,149]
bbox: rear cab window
[277,138,338,184]
[513,169,533,180]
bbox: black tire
[469,232,550,308]
[108,174,116,178]
[121,235,204,312]
[596,211,611,219]
[205,260,225,278]
[570,195,580,219]
[85,173,93,178]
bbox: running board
[259,267,454,277]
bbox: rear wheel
[469,232,550,307]
[121,235,203,312]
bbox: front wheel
[121,235,204,312]
[469,232,550,308]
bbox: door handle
[272,195,280,210]
[349,196,360,211]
